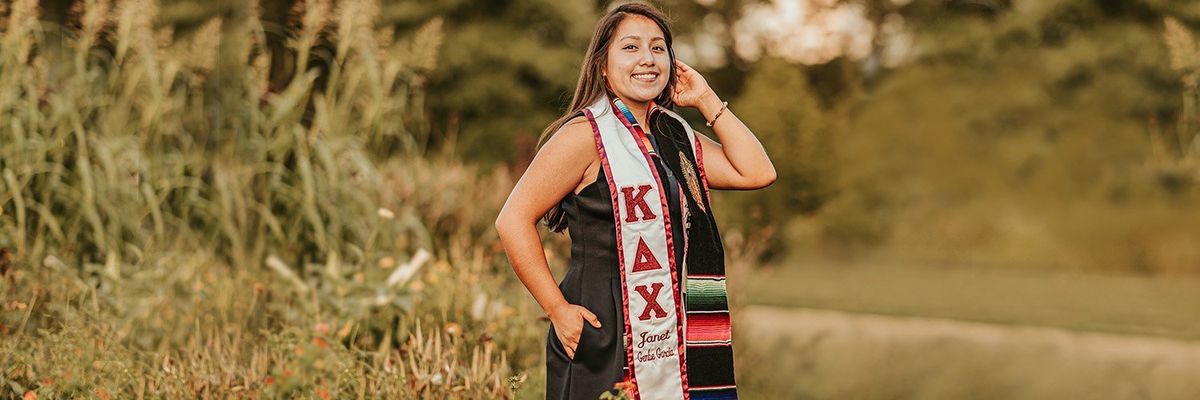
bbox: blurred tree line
[817,0,1200,273]
[20,0,1200,273]
[412,0,1200,273]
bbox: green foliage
[418,0,771,164]
[729,58,832,218]
[0,246,537,398]
[421,0,599,164]
[0,0,542,397]
[714,57,834,257]
[816,0,1200,272]
[0,0,448,268]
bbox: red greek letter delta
[621,185,656,223]
[631,237,663,273]
[634,282,668,321]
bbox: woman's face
[604,15,670,105]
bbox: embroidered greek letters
[634,282,668,321]
[621,184,657,222]
[631,237,663,273]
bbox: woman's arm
[672,60,776,190]
[494,117,601,359]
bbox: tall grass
[0,0,451,268]
[0,0,542,397]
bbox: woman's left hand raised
[670,59,715,109]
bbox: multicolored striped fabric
[684,276,736,399]
[654,105,739,400]
[685,278,731,343]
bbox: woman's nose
[639,49,655,65]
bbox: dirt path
[735,306,1200,399]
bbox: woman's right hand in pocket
[548,303,602,360]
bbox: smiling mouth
[632,72,659,82]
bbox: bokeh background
[1,0,1199,398]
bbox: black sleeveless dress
[546,111,725,400]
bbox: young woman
[495,2,775,399]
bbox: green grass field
[729,256,1200,399]
[739,257,1200,341]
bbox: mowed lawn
[734,258,1200,341]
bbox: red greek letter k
[621,185,656,223]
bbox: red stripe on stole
[686,312,731,343]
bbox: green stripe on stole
[686,278,729,311]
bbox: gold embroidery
[678,151,706,213]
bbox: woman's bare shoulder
[521,116,599,198]
[539,116,596,160]
[559,115,592,135]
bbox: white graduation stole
[584,95,690,399]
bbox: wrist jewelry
[705,101,728,127]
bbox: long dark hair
[539,2,677,232]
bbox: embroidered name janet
[637,329,673,349]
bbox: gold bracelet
[705,101,728,127]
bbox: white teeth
[633,73,658,81]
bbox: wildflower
[377,207,395,219]
[386,249,429,287]
[507,373,528,391]
[444,322,462,336]
[604,379,637,400]
[470,293,488,320]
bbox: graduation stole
[586,95,739,399]
[584,95,688,399]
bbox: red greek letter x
[634,282,668,321]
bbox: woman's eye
[624,44,636,50]
[653,46,665,52]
